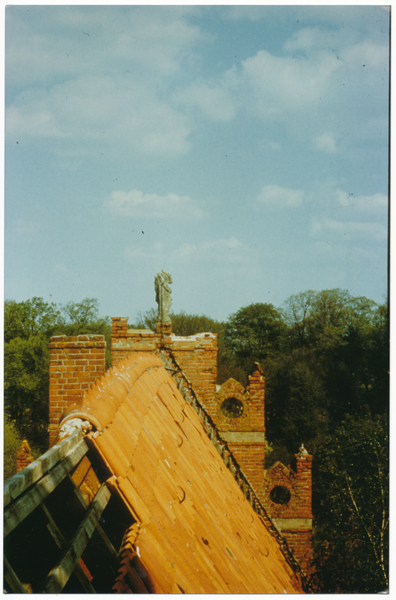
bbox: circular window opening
[270,486,291,505]
[221,397,244,419]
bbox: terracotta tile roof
[61,352,303,593]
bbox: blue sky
[5,5,389,322]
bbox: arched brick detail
[214,378,250,431]
[264,452,313,575]
[264,462,298,519]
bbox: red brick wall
[294,452,313,519]
[248,366,265,431]
[48,335,106,447]
[110,316,313,572]
[15,441,34,473]
[111,318,217,409]
[281,529,312,574]
[263,451,313,573]
[209,366,266,503]
[227,442,266,501]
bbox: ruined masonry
[47,273,313,574]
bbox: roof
[61,352,303,593]
[4,352,304,594]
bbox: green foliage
[224,303,287,370]
[59,298,112,368]
[4,335,50,451]
[4,297,62,343]
[311,414,388,593]
[4,297,111,452]
[4,421,40,481]
[264,355,327,461]
[136,308,224,337]
[4,290,388,592]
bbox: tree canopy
[4,290,388,591]
[4,297,111,451]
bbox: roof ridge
[60,353,164,432]
[158,349,309,590]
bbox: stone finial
[155,271,173,323]
[298,443,309,458]
[250,362,264,376]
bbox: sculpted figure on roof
[155,270,173,323]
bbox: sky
[5,5,390,323]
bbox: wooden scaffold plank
[42,484,111,594]
[69,474,120,563]
[4,438,89,537]
[4,429,84,507]
[4,556,28,594]
[41,503,96,594]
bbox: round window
[221,397,244,419]
[270,486,291,505]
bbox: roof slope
[61,353,303,594]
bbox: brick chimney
[48,335,106,447]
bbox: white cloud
[6,75,191,155]
[219,6,265,21]
[257,184,304,207]
[6,7,203,87]
[6,105,67,139]
[310,188,387,246]
[106,190,204,220]
[313,131,336,153]
[174,82,236,121]
[311,217,386,242]
[240,50,340,116]
[283,27,324,53]
[336,190,388,214]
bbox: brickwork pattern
[15,440,34,473]
[294,453,313,519]
[209,366,266,504]
[48,335,106,447]
[264,452,313,573]
[213,378,250,431]
[281,529,312,575]
[109,316,313,574]
[111,318,217,409]
[227,442,266,502]
[248,365,265,431]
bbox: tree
[4,334,50,451]
[4,421,40,481]
[311,414,388,593]
[59,298,112,368]
[4,297,111,451]
[134,308,245,383]
[135,308,224,337]
[264,355,327,464]
[224,303,287,371]
[4,297,61,343]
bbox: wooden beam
[69,475,120,563]
[42,484,111,594]
[4,556,27,594]
[4,439,88,537]
[41,503,96,594]
[4,429,84,507]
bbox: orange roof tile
[60,353,303,594]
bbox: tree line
[4,290,388,592]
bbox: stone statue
[155,271,173,323]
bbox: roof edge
[158,348,310,592]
